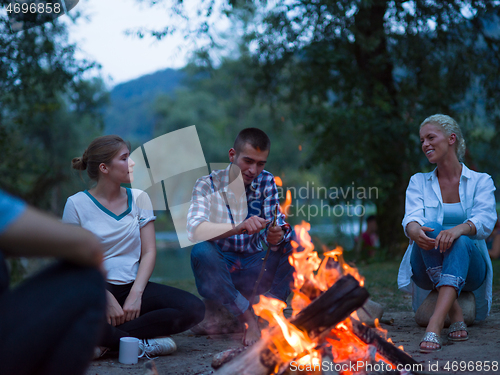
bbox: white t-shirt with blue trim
[62,188,156,285]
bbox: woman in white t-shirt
[63,135,205,358]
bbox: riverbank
[86,310,500,375]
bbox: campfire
[213,221,421,375]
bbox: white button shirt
[398,164,496,320]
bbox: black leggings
[101,282,205,349]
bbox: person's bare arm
[435,221,476,252]
[193,221,235,242]
[122,221,156,322]
[0,207,103,268]
[193,216,269,242]
[489,231,500,258]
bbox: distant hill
[104,68,185,143]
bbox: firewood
[214,275,369,375]
[361,317,395,328]
[380,317,394,325]
[212,348,246,369]
[213,336,276,375]
[350,319,418,366]
[291,275,370,335]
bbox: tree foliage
[244,0,500,253]
[0,7,108,212]
[153,59,315,220]
[142,0,500,253]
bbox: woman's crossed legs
[410,222,486,351]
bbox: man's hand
[237,216,269,235]
[267,225,284,246]
[106,290,125,326]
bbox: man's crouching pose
[187,128,294,345]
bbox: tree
[0,4,108,212]
[141,0,500,254]
[153,59,322,228]
[153,58,309,175]
[247,0,500,254]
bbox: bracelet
[465,221,473,235]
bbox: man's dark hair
[233,128,271,154]
[366,215,377,223]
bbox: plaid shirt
[187,165,291,253]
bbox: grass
[356,260,413,312]
[355,258,500,314]
[159,255,500,315]
[162,258,413,312]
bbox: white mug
[119,337,145,364]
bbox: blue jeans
[410,222,486,295]
[191,241,294,316]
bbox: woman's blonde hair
[420,114,466,161]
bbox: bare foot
[238,309,261,346]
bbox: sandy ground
[86,310,500,375]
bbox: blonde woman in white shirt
[399,115,496,353]
[63,135,204,358]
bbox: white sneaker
[92,346,108,360]
[139,337,177,357]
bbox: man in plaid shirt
[188,128,293,345]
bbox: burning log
[214,275,369,375]
[291,275,369,335]
[212,348,246,369]
[214,221,420,375]
[350,319,418,367]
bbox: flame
[350,311,360,320]
[288,223,326,298]
[253,295,315,361]
[323,246,365,287]
[252,221,401,374]
[275,176,283,186]
[299,144,302,151]
[281,190,292,218]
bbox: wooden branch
[350,319,418,366]
[291,275,370,334]
[213,334,277,375]
[212,348,246,369]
